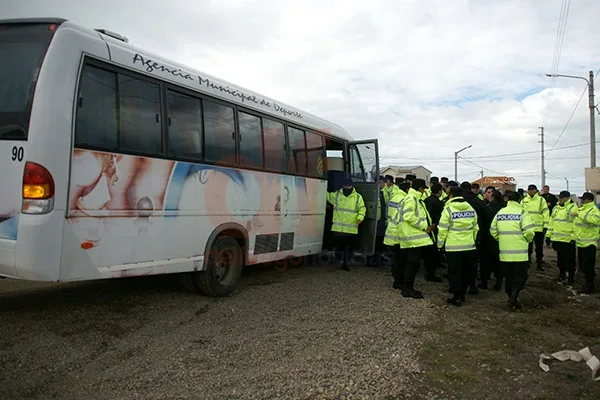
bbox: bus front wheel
[193,236,244,297]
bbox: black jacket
[461,190,490,231]
[424,194,444,224]
[541,192,558,213]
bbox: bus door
[346,139,379,256]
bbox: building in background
[380,165,432,182]
[472,176,516,192]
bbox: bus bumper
[0,238,17,278]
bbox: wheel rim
[214,249,235,285]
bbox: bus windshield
[0,23,57,140]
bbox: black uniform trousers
[446,250,476,300]
[333,232,358,268]
[501,261,528,296]
[404,246,428,290]
[528,231,545,263]
[392,246,408,286]
[553,241,576,279]
[423,244,441,278]
[577,245,597,288]
[480,236,500,283]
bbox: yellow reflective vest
[573,202,600,248]
[437,197,479,252]
[326,188,366,234]
[398,188,433,249]
[547,200,577,243]
[383,185,401,207]
[490,200,535,262]
[383,190,406,246]
[521,193,549,232]
[440,191,448,202]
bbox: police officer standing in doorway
[490,191,536,310]
[326,178,366,271]
[437,186,479,306]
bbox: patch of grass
[413,251,600,400]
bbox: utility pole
[538,126,545,187]
[480,170,484,182]
[565,177,569,191]
[590,70,596,168]
[545,71,596,168]
[454,144,472,181]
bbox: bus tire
[193,236,244,297]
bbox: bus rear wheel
[191,236,244,297]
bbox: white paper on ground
[538,347,600,381]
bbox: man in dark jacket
[423,183,444,281]
[460,181,490,294]
[479,189,505,290]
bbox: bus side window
[118,74,162,154]
[263,118,286,172]
[75,65,118,149]
[167,90,203,160]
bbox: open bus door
[346,139,379,256]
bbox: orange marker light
[81,242,94,250]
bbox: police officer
[546,191,577,285]
[437,186,479,306]
[573,192,600,294]
[521,184,550,270]
[384,183,408,289]
[383,175,398,205]
[368,176,388,266]
[490,191,536,310]
[398,179,434,299]
[326,178,366,271]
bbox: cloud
[4,0,600,193]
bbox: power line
[543,0,571,129]
[380,140,600,162]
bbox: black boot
[536,260,544,271]
[579,283,596,295]
[401,284,424,299]
[446,296,462,307]
[508,289,522,310]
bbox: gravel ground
[0,260,438,400]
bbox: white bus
[0,18,381,296]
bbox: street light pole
[565,177,569,191]
[454,144,472,181]
[545,71,596,168]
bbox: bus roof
[1,17,354,143]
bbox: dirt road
[1,250,599,399]
[0,262,434,400]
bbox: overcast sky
[5,0,600,194]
